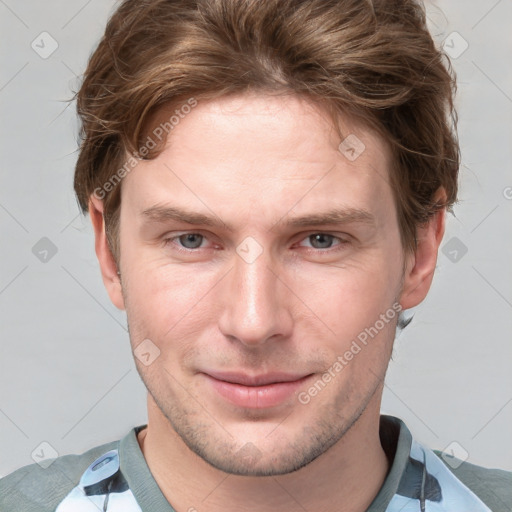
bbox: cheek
[290,256,400,341]
[123,261,219,343]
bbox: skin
[89,92,446,512]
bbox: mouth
[201,371,314,409]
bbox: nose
[217,246,293,347]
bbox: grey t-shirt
[1,415,510,511]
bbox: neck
[137,393,389,512]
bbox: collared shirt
[1,416,510,511]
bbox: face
[105,93,414,475]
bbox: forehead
[122,93,395,227]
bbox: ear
[88,195,126,311]
[399,188,447,310]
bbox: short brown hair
[74,0,459,262]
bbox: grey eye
[178,233,204,249]
[309,234,335,249]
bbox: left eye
[175,233,205,249]
[299,233,343,250]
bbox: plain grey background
[1,0,511,477]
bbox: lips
[202,371,313,408]
[205,370,311,386]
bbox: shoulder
[0,439,119,512]
[434,451,512,512]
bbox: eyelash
[162,232,350,255]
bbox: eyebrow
[140,205,375,231]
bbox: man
[1,0,510,510]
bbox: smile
[201,371,314,409]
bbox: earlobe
[88,195,126,311]
[399,188,447,310]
